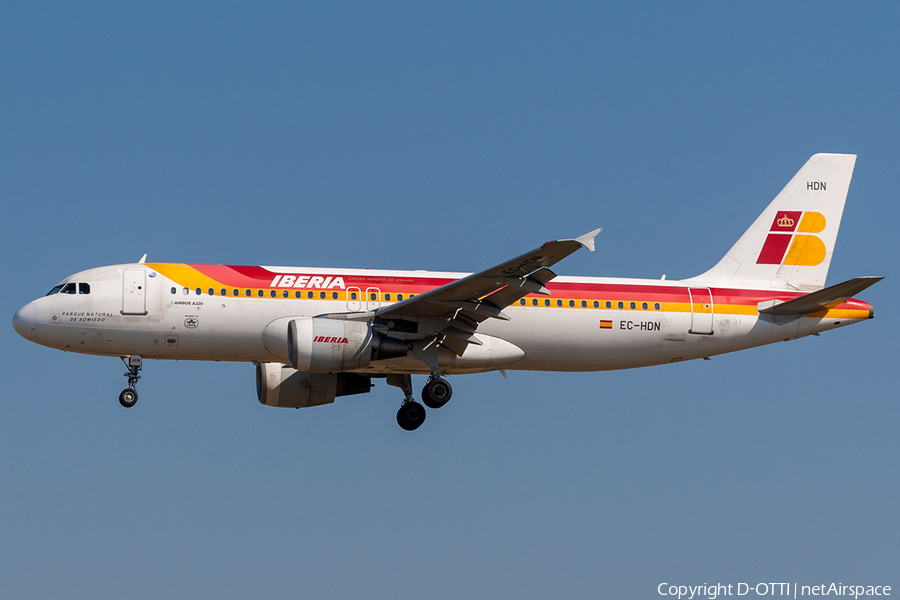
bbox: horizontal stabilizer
[758,276,882,316]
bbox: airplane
[12,153,880,430]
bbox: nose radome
[12,302,37,341]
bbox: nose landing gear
[119,355,142,408]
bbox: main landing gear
[119,355,142,408]
[422,376,452,409]
[387,373,453,431]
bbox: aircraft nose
[12,302,37,341]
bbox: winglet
[567,228,602,252]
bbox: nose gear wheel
[119,355,143,408]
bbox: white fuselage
[14,263,872,375]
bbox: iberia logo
[756,211,827,266]
[314,336,349,344]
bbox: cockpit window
[45,284,65,296]
[79,283,90,294]
[61,283,77,294]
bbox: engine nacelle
[280,317,408,372]
[256,363,372,408]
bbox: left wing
[368,228,601,356]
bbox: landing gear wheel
[119,388,138,408]
[422,378,452,409]
[119,356,143,408]
[397,401,426,431]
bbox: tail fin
[687,153,857,291]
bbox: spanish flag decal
[600,320,613,329]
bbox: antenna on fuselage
[138,254,147,264]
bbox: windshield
[44,282,90,295]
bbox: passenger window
[307,291,314,299]
[544,299,550,307]
[183,288,189,295]
[568,300,575,308]
[196,288,202,295]
[654,302,661,310]
[220,289,226,296]
[79,283,91,294]
[257,290,264,297]
[532,298,538,306]
[617,301,624,309]
[593,301,599,308]
[519,299,526,305]
[642,302,648,310]
[581,300,587,308]
[46,284,65,296]
[62,283,77,294]
[350,292,358,300]
[606,301,612,309]
[270,290,277,298]
[556,299,563,307]
[332,292,339,299]
[232,289,239,296]
[170,287,177,295]
[282,290,288,298]
[384,293,390,301]
[319,291,326,299]
[629,301,636,309]
[397,294,403,301]
[370,292,377,301]
[245,289,252,297]
[207,288,214,295]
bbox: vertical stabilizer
[686,153,856,291]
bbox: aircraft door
[122,268,148,315]
[347,287,361,311]
[365,287,381,311]
[688,288,714,335]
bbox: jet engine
[262,317,408,372]
[256,362,373,408]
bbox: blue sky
[1,3,897,599]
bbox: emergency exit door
[688,288,714,335]
[122,268,147,315]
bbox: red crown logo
[777,215,795,228]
